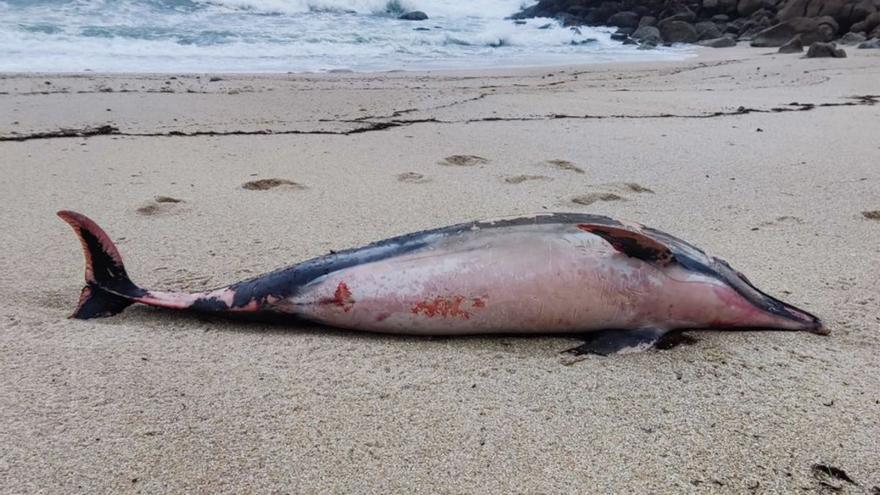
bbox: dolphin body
[58,210,825,355]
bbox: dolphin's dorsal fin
[577,223,675,266]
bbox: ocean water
[0,0,689,73]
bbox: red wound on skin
[411,295,484,319]
[320,282,354,312]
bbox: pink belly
[290,230,665,335]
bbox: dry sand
[1,46,879,493]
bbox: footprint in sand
[136,196,187,216]
[544,159,584,174]
[571,192,626,206]
[758,215,804,227]
[570,182,654,206]
[439,155,489,167]
[603,182,654,194]
[504,175,551,184]
[241,178,306,191]
[397,172,431,184]
[862,210,880,220]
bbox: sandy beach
[1,45,879,492]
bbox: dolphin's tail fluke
[57,210,146,319]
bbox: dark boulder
[778,34,804,52]
[659,20,699,42]
[398,11,428,21]
[805,41,847,57]
[703,0,738,13]
[750,23,797,45]
[607,11,640,28]
[857,38,880,48]
[696,20,723,39]
[737,0,763,17]
[719,0,739,14]
[659,4,697,23]
[639,16,657,26]
[509,3,544,19]
[593,2,624,24]
[851,12,880,34]
[851,0,879,26]
[632,24,661,41]
[697,35,738,46]
[840,31,867,44]
[712,14,731,22]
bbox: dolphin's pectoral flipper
[577,223,675,266]
[563,328,673,356]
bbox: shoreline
[0,46,697,79]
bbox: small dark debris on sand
[862,210,880,220]
[136,196,187,216]
[504,175,550,184]
[811,464,858,490]
[136,204,161,216]
[242,178,305,190]
[620,182,654,193]
[154,196,184,203]
[439,155,489,166]
[572,192,625,206]
[397,172,430,183]
[545,159,584,174]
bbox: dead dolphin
[57,210,825,355]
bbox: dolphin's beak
[710,257,827,335]
[811,324,831,335]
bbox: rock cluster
[511,0,880,50]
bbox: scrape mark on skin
[321,282,354,312]
[412,295,485,319]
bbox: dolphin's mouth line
[708,258,825,334]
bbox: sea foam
[0,0,689,73]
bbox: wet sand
[1,46,879,493]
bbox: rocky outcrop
[398,11,428,21]
[695,20,723,39]
[510,0,880,47]
[778,34,804,51]
[698,35,738,46]
[632,24,662,41]
[659,19,700,42]
[806,41,848,56]
[750,16,838,46]
[839,31,867,43]
[608,11,641,27]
